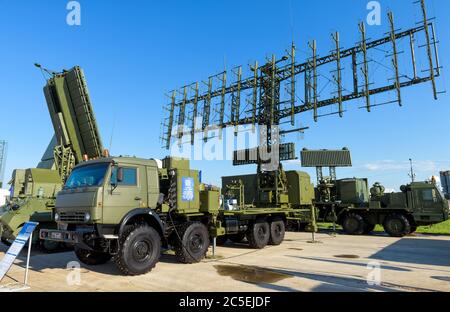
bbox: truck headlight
[54,213,60,222]
[84,212,91,222]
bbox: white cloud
[363,160,444,173]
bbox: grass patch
[318,219,450,235]
[412,220,450,235]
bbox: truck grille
[59,212,85,223]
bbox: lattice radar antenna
[161,0,442,165]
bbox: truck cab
[369,182,449,224]
[40,156,222,276]
[53,157,160,231]
[402,182,449,224]
[40,157,164,248]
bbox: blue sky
[0,0,449,190]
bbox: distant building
[0,189,9,206]
[440,171,450,199]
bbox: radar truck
[300,149,449,237]
[0,66,104,250]
[315,178,449,236]
[39,152,317,275]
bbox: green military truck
[40,157,222,275]
[40,155,316,275]
[216,144,317,246]
[0,168,62,247]
[316,178,449,237]
[301,149,449,237]
[219,169,315,246]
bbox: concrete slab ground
[0,232,449,292]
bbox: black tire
[175,222,210,264]
[74,245,112,265]
[409,226,417,234]
[363,223,376,235]
[342,213,365,235]
[383,214,411,237]
[228,233,246,244]
[246,220,270,249]
[114,225,161,275]
[269,219,285,245]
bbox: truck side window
[111,167,138,186]
[421,189,437,203]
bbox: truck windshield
[64,163,110,189]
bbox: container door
[147,165,160,208]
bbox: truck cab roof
[75,156,159,168]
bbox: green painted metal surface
[301,149,352,167]
[1,66,103,242]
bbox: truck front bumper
[39,229,82,244]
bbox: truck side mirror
[117,167,124,183]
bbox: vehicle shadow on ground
[287,255,411,272]
[265,266,437,292]
[0,245,189,276]
[369,237,450,267]
[317,229,389,237]
[256,283,301,292]
[215,242,252,249]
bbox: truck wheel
[342,213,365,235]
[114,225,161,275]
[74,245,111,265]
[246,220,270,249]
[409,226,417,234]
[175,222,210,264]
[269,219,285,246]
[228,233,246,244]
[363,223,376,235]
[383,214,411,237]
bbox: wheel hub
[274,224,281,236]
[346,218,359,231]
[133,240,151,262]
[190,234,204,253]
[390,219,403,232]
[257,226,266,239]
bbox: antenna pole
[409,158,416,183]
[419,0,438,99]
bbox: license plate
[58,222,68,231]
[50,232,63,240]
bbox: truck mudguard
[118,208,164,237]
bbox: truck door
[102,164,147,224]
